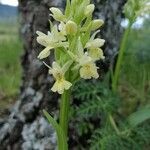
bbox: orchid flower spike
[36,0,105,94]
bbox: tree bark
[0,0,126,149]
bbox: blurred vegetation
[119,18,150,115]
[0,21,22,114]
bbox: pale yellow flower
[89,48,105,61]
[72,39,99,79]
[37,25,68,59]
[84,30,105,61]
[85,30,105,49]
[48,62,72,94]
[77,52,99,79]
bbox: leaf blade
[43,109,68,150]
[128,107,150,127]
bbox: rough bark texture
[0,0,126,149]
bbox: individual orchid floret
[50,7,66,22]
[85,31,105,60]
[78,52,99,79]
[48,61,72,94]
[85,30,105,49]
[84,4,95,16]
[72,39,99,79]
[65,21,78,35]
[36,31,53,59]
[91,19,104,30]
[36,25,68,59]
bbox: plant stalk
[112,21,133,92]
[59,89,71,141]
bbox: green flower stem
[59,89,71,143]
[112,21,133,92]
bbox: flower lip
[51,79,72,94]
[80,62,99,79]
[48,61,73,94]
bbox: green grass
[0,21,22,112]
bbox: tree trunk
[0,0,126,149]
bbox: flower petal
[38,47,52,59]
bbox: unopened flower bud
[50,7,66,22]
[65,21,77,35]
[91,19,104,30]
[84,4,95,16]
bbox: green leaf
[128,107,150,127]
[43,110,68,150]
[65,0,71,17]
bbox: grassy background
[0,21,22,113]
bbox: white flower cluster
[36,0,105,94]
